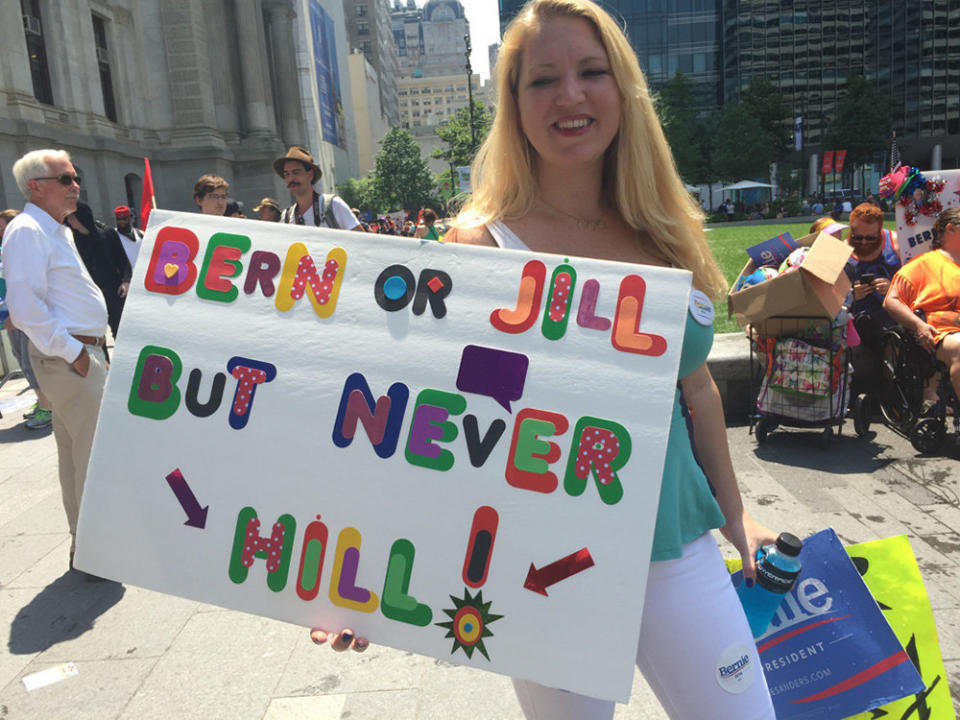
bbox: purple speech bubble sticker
[456,345,529,413]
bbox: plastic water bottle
[736,532,803,638]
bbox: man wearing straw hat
[274,147,362,231]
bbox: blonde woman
[312,1,776,716]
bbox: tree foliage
[653,72,710,184]
[336,176,380,213]
[824,74,891,168]
[710,102,776,181]
[432,100,494,169]
[372,126,438,212]
[739,77,791,161]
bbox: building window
[21,0,53,105]
[92,14,118,121]
[356,4,367,16]
[357,21,369,35]
[362,41,372,55]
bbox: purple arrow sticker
[165,468,209,529]
[456,345,529,413]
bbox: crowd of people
[193,145,443,238]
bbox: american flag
[890,132,900,171]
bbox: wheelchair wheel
[911,418,946,454]
[878,331,923,429]
[755,417,775,444]
[853,393,871,437]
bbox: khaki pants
[28,342,107,553]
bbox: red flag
[834,150,847,174]
[821,151,834,175]
[141,157,156,229]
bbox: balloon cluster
[878,165,946,226]
[734,247,809,291]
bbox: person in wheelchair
[884,206,960,409]
[843,203,901,396]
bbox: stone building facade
[342,0,398,125]
[1,0,356,223]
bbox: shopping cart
[749,316,852,449]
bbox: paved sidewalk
[1,375,958,719]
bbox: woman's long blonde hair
[455,0,727,299]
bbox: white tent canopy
[721,180,775,191]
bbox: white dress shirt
[1,202,108,362]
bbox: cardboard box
[728,231,853,336]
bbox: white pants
[513,533,775,719]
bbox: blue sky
[460,0,501,81]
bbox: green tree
[824,75,892,189]
[653,72,710,184]
[432,100,493,173]
[336,176,380,214]
[710,102,776,181]
[372,127,438,212]
[740,77,791,161]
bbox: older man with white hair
[1,149,108,577]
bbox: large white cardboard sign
[75,210,691,701]
[895,168,960,264]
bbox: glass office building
[722,1,960,160]
[498,0,960,167]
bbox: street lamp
[464,33,476,152]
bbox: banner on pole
[74,211,692,701]
[821,151,834,175]
[834,150,847,175]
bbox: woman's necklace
[538,197,608,232]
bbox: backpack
[281,193,340,228]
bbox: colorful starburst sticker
[436,588,503,661]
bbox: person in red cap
[112,205,143,269]
[273,147,362,231]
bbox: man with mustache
[274,147,363,231]
[1,149,109,578]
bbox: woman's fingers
[310,628,369,653]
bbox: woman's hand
[915,322,938,354]
[720,510,778,584]
[309,627,369,653]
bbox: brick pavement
[1,375,957,719]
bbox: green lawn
[706,219,897,334]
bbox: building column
[931,144,942,170]
[235,0,275,138]
[808,154,819,196]
[265,0,306,147]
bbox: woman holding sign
[312,0,777,716]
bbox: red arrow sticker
[523,548,594,596]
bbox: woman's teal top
[650,311,727,561]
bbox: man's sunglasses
[849,233,881,243]
[34,174,82,186]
